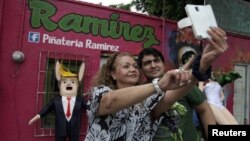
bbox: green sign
[28,0,160,48]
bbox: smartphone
[185,4,218,39]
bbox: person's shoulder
[54,94,61,99]
[187,86,202,95]
[91,85,113,94]
[92,85,111,89]
[76,95,83,99]
[186,86,206,103]
[193,86,203,93]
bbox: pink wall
[1,0,250,141]
[0,0,164,140]
[213,33,250,113]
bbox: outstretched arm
[97,69,191,116]
[152,27,228,119]
[194,101,216,140]
[28,114,41,125]
[151,57,196,119]
[28,97,55,125]
[220,89,225,102]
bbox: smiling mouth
[129,73,139,77]
[150,70,159,74]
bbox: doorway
[234,64,250,124]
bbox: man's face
[59,77,79,97]
[141,55,165,80]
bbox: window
[34,51,90,137]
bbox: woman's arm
[152,27,228,119]
[220,89,225,102]
[195,101,216,140]
[97,83,156,115]
[97,69,191,116]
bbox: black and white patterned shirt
[84,85,165,141]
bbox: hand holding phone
[178,4,218,39]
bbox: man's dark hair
[137,48,164,68]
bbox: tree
[109,3,132,11]
[132,0,204,21]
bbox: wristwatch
[152,78,162,93]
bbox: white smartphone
[185,4,218,39]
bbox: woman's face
[111,55,140,88]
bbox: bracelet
[192,55,212,81]
[152,78,163,93]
